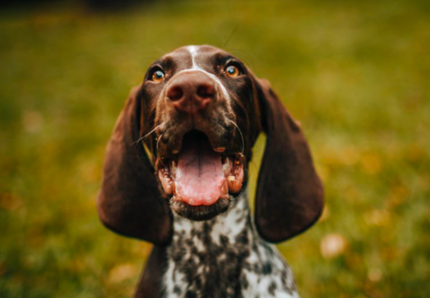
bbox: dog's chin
[170,198,230,221]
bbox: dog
[97,45,324,298]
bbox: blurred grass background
[1,0,430,297]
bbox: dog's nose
[166,72,215,114]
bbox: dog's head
[142,46,261,221]
[98,45,324,245]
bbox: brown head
[97,45,324,245]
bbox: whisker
[223,22,240,48]
[228,119,245,154]
[135,122,165,144]
[156,133,166,168]
[156,133,163,156]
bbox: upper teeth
[171,160,177,175]
[214,147,226,153]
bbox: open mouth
[156,130,245,219]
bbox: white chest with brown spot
[162,192,299,298]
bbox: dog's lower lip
[170,198,230,221]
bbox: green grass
[1,0,429,297]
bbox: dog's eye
[151,70,165,83]
[225,65,240,78]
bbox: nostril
[167,86,183,101]
[197,84,215,99]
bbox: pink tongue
[176,138,226,206]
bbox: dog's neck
[170,191,253,257]
[163,191,298,298]
[164,192,254,297]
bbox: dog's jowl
[97,45,324,298]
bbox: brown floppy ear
[254,78,324,243]
[97,86,172,246]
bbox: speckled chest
[162,195,299,298]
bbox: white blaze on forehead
[179,45,230,101]
[187,45,199,69]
